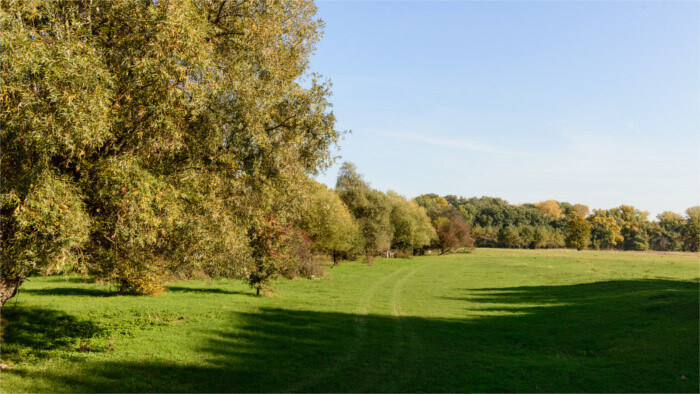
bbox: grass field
[1,248,698,392]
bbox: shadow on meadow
[164,286,250,296]
[3,279,698,392]
[1,307,105,362]
[36,276,95,284]
[17,283,248,297]
[19,288,113,297]
[16,276,112,297]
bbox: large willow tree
[0,0,340,304]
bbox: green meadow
[1,249,698,393]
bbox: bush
[278,228,326,280]
[436,217,474,254]
[393,249,414,259]
[499,226,521,248]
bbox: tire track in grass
[284,263,413,392]
[394,261,429,366]
[353,261,431,392]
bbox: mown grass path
[1,249,698,392]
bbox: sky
[310,0,700,218]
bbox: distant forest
[329,162,699,256]
[413,193,698,253]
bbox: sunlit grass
[1,248,698,392]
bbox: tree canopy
[1,0,341,303]
[386,191,435,254]
[298,180,362,264]
[335,162,392,263]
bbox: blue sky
[311,0,699,218]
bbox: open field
[1,248,698,392]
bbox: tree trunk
[332,253,339,266]
[0,276,25,307]
[118,279,129,295]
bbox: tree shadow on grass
[18,276,112,297]
[20,288,113,297]
[164,286,250,296]
[1,306,105,363]
[35,276,95,284]
[5,279,699,393]
[448,279,699,315]
[17,283,252,298]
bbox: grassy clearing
[1,248,698,392]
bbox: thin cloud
[381,130,532,157]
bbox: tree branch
[212,0,227,25]
[265,115,296,132]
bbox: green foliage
[336,163,392,262]
[454,197,550,231]
[531,226,547,248]
[471,225,499,247]
[386,191,436,254]
[83,158,185,294]
[414,194,453,224]
[682,206,700,252]
[1,171,90,279]
[499,225,522,249]
[298,180,362,264]
[1,0,341,300]
[1,1,114,162]
[588,211,623,250]
[604,205,650,251]
[409,193,696,254]
[565,214,591,251]
[548,227,566,248]
[247,216,291,296]
[650,211,685,251]
[335,162,368,191]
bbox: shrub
[436,217,474,254]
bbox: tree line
[413,195,699,253]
